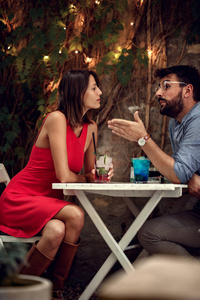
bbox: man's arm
[108,111,180,183]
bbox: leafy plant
[0,243,28,286]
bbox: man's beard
[158,91,184,118]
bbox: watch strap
[143,134,150,142]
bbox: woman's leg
[53,204,85,243]
[19,219,65,275]
[44,204,84,297]
[37,219,66,259]
[37,204,84,257]
[137,210,200,256]
[20,203,84,299]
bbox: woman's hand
[85,163,114,183]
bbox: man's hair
[58,69,100,128]
[154,65,200,101]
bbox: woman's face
[83,75,102,114]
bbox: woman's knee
[66,205,85,231]
[42,219,65,246]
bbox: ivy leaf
[115,0,128,13]
[96,62,105,75]
[14,147,25,159]
[69,41,77,52]
[4,131,18,144]
[77,43,82,52]
[37,99,45,106]
[49,89,58,105]
[60,48,68,64]
[29,8,44,22]
[82,41,89,49]
[117,73,129,87]
[136,48,149,68]
[57,20,66,28]
[102,56,110,62]
[116,23,124,31]
[38,105,45,113]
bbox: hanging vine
[0,0,200,175]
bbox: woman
[0,69,111,299]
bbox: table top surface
[52,182,188,191]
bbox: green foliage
[2,0,197,175]
[136,48,149,68]
[0,243,28,286]
[116,49,135,87]
[101,19,124,47]
[96,48,148,87]
[186,0,200,44]
[0,0,136,175]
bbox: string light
[147,49,152,58]
[59,50,62,54]
[69,4,76,13]
[75,50,78,54]
[130,22,134,26]
[64,27,66,30]
[43,55,50,62]
[7,45,11,49]
[85,57,92,63]
[95,0,100,4]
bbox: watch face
[138,137,145,146]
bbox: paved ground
[63,280,98,299]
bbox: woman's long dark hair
[58,69,100,128]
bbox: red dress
[0,115,88,238]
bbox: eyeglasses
[155,80,187,93]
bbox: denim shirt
[169,101,200,183]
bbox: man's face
[155,74,186,119]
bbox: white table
[52,182,188,300]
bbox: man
[108,65,200,256]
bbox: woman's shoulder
[45,111,66,124]
[42,111,67,132]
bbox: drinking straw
[92,132,97,154]
[92,132,98,180]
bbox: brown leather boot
[19,241,54,276]
[47,239,80,292]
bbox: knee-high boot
[19,241,54,276]
[46,239,80,291]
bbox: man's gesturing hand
[107,111,147,142]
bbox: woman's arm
[46,111,87,183]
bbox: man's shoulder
[181,102,200,125]
[190,101,200,115]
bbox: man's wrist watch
[137,134,150,147]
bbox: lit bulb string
[42,0,146,62]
